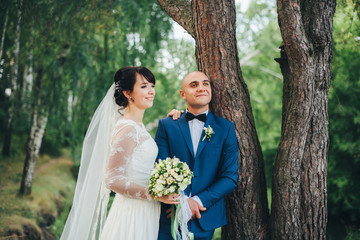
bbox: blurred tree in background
[327,0,360,238]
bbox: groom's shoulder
[158,116,178,125]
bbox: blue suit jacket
[155,112,239,234]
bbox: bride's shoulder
[114,119,142,131]
[112,119,147,143]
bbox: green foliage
[236,0,282,189]
[345,226,360,240]
[327,0,360,237]
[0,0,180,158]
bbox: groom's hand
[187,198,206,219]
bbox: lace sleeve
[104,122,152,200]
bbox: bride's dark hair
[113,66,155,109]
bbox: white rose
[155,184,164,191]
[167,177,174,184]
[169,186,175,193]
[179,182,187,190]
[175,175,183,181]
[174,157,180,163]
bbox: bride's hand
[156,193,181,205]
[167,109,184,120]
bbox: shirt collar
[185,108,209,116]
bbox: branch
[157,0,195,38]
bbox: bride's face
[128,74,155,110]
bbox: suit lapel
[195,112,215,159]
[178,113,195,158]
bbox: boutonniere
[202,125,215,141]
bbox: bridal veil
[61,84,120,240]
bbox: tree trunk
[156,0,195,38]
[157,0,269,239]
[22,52,33,106]
[3,0,23,156]
[0,9,9,61]
[19,64,48,195]
[270,1,336,239]
[19,42,69,195]
[19,109,48,195]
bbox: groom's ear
[179,89,186,100]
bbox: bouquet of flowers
[148,156,193,198]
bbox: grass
[0,153,76,239]
[212,228,221,239]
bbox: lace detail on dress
[104,120,156,200]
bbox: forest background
[0,0,359,239]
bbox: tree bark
[156,0,195,38]
[19,64,48,195]
[0,9,9,61]
[22,51,33,105]
[158,0,270,239]
[3,0,23,156]
[192,1,269,239]
[271,1,336,239]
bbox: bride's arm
[104,123,152,200]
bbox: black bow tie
[186,112,207,122]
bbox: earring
[129,96,133,101]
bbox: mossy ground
[0,153,75,239]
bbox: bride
[61,66,181,240]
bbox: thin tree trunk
[22,52,33,106]
[19,63,48,195]
[3,0,23,156]
[21,30,34,106]
[270,1,336,239]
[19,108,48,195]
[157,0,270,238]
[0,9,9,60]
[19,42,69,195]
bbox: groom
[155,71,239,240]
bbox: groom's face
[180,72,212,112]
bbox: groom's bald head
[181,71,209,89]
[179,71,212,114]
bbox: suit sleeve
[197,123,239,209]
[155,119,170,161]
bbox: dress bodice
[104,119,158,200]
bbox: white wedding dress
[99,119,160,240]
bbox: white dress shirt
[187,109,208,156]
[186,109,208,207]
